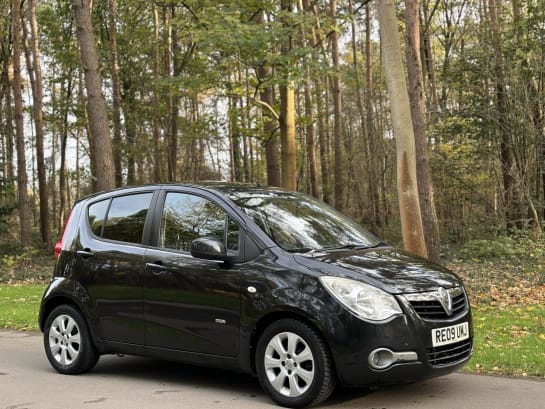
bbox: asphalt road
[1,329,544,409]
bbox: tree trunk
[256,55,281,187]
[152,1,162,182]
[72,0,115,192]
[11,0,32,247]
[405,0,440,262]
[108,0,123,187]
[28,0,51,247]
[377,0,427,258]
[364,2,381,230]
[488,0,521,229]
[280,0,296,191]
[330,0,344,211]
[301,0,319,198]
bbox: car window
[231,192,379,252]
[88,199,110,237]
[100,193,153,244]
[159,192,239,253]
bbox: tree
[11,0,32,247]
[377,0,427,257]
[108,0,123,187]
[405,0,440,261]
[27,0,51,247]
[279,0,296,191]
[72,0,115,192]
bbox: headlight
[320,276,403,321]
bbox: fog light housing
[368,348,418,370]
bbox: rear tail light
[55,209,74,260]
[54,241,63,260]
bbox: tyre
[43,305,99,374]
[256,319,336,408]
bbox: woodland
[1,0,545,263]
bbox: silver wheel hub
[48,314,81,366]
[264,331,315,397]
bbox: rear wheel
[256,319,336,408]
[44,305,99,374]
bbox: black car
[39,183,473,408]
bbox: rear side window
[88,193,153,244]
[88,199,109,236]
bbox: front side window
[159,192,239,253]
[94,193,153,244]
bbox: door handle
[76,249,94,259]
[146,262,168,275]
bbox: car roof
[74,182,292,204]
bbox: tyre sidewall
[43,304,98,374]
[256,319,332,408]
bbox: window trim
[155,190,242,255]
[85,190,157,246]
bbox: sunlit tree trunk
[280,0,296,191]
[377,0,427,257]
[73,0,115,192]
[405,0,440,261]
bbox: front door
[144,191,241,357]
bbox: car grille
[427,339,473,367]
[404,287,468,320]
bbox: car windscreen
[230,192,380,252]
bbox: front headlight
[320,276,403,321]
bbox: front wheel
[43,305,99,374]
[256,319,336,408]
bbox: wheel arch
[248,309,332,374]
[39,296,100,351]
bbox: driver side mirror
[190,237,231,262]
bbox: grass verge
[0,284,45,331]
[464,304,545,378]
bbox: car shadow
[89,354,269,401]
[88,354,386,407]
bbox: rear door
[144,189,241,357]
[76,190,156,345]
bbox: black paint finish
[39,183,473,392]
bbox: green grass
[0,284,46,331]
[465,304,545,378]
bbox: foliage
[0,246,54,283]
[0,175,16,234]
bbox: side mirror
[190,237,230,262]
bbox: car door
[76,191,155,346]
[144,190,241,357]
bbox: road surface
[1,330,543,409]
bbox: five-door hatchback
[39,183,473,408]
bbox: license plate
[432,322,469,347]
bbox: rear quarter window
[88,193,153,244]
